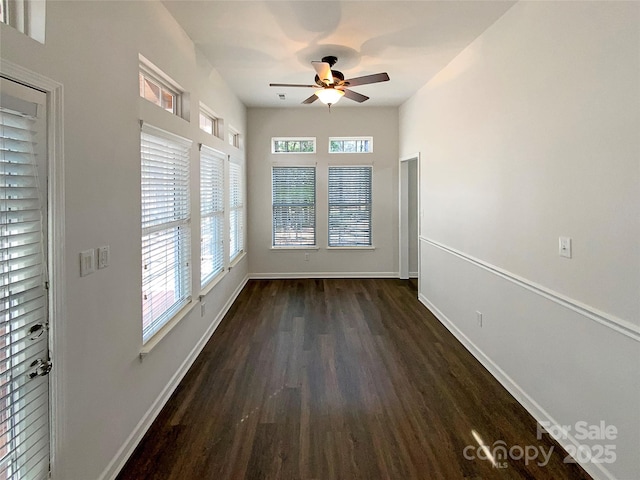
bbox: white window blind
[272,167,316,247]
[200,146,225,287]
[328,166,372,247]
[141,124,192,342]
[1,83,50,480]
[228,160,243,260]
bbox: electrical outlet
[476,311,483,327]
[304,252,310,261]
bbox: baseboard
[250,272,398,279]
[418,293,615,480]
[99,274,250,480]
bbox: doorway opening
[399,153,419,284]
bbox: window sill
[139,299,196,359]
[229,250,247,269]
[271,246,320,250]
[199,269,227,299]
[326,246,376,250]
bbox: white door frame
[1,59,66,480]
[399,152,420,281]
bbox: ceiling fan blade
[312,61,333,85]
[270,83,317,88]
[344,72,390,87]
[342,89,369,103]
[302,94,319,104]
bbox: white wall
[1,2,247,479]
[247,107,399,277]
[400,2,639,479]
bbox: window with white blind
[272,166,316,247]
[1,79,50,480]
[328,166,372,247]
[200,145,225,287]
[141,124,192,343]
[228,160,244,261]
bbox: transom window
[138,58,182,116]
[228,128,240,148]
[199,111,218,137]
[329,137,373,154]
[272,137,316,154]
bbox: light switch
[559,237,572,259]
[80,249,95,276]
[98,245,110,269]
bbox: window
[228,128,240,148]
[0,78,50,480]
[272,167,316,247]
[141,124,192,342]
[328,166,372,247]
[139,70,179,114]
[200,146,225,288]
[272,137,316,154]
[329,137,373,153]
[229,160,244,260]
[139,56,183,116]
[199,105,221,138]
[199,111,216,136]
[0,0,46,43]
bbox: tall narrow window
[228,160,244,260]
[200,146,225,287]
[272,167,316,247]
[0,78,50,480]
[328,166,372,247]
[141,124,192,342]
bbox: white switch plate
[80,249,95,276]
[559,237,572,258]
[97,245,110,269]
[476,311,483,327]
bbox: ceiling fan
[270,56,390,108]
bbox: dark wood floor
[117,279,590,480]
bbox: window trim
[328,136,374,154]
[272,137,317,154]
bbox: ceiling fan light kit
[315,88,344,106]
[269,55,389,109]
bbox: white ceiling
[163,1,515,108]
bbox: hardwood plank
[117,279,591,480]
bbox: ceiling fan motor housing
[321,55,338,67]
[315,70,345,87]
